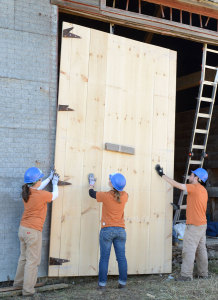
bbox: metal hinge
[58,180,72,186]
[58,105,74,111]
[63,27,81,39]
[49,257,70,265]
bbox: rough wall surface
[0,0,58,281]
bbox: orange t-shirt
[96,190,128,228]
[20,189,52,231]
[186,183,208,226]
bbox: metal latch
[49,257,70,265]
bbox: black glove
[155,164,165,177]
[171,203,180,210]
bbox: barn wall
[0,0,58,281]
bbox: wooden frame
[51,0,218,45]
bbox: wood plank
[164,50,177,273]
[0,284,69,298]
[78,28,108,276]
[0,283,44,293]
[59,24,91,277]
[148,47,171,273]
[50,23,176,276]
[141,0,218,19]
[48,22,73,277]
[52,0,218,19]
[54,1,218,45]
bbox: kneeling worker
[155,165,208,281]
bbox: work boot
[118,283,126,289]
[175,276,192,282]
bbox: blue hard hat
[109,173,126,191]
[191,168,208,183]
[24,167,44,183]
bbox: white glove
[48,169,55,180]
[88,173,96,186]
[52,173,60,185]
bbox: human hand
[155,164,165,177]
[52,173,60,185]
[88,173,96,187]
[48,169,55,180]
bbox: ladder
[174,44,218,224]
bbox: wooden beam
[0,284,69,298]
[52,1,218,45]
[141,0,218,19]
[177,69,217,91]
[144,6,161,43]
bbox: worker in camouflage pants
[155,165,208,281]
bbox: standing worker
[88,173,128,289]
[13,167,59,296]
[155,165,208,281]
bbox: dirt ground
[3,259,218,300]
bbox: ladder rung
[195,129,208,134]
[190,160,202,164]
[206,48,218,54]
[200,97,213,103]
[197,113,210,118]
[176,220,186,223]
[205,65,218,70]
[203,80,215,86]
[192,145,205,149]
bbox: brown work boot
[175,276,192,282]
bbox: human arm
[88,173,97,199]
[37,170,55,190]
[155,164,187,191]
[162,175,187,191]
[51,173,59,201]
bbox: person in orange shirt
[88,173,128,289]
[13,167,59,296]
[155,165,208,281]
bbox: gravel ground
[2,259,217,300]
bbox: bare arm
[162,175,187,192]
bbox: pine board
[49,22,177,276]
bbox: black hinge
[58,180,72,186]
[49,257,70,265]
[58,105,74,111]
[63,27,81,39]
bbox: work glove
[48,169,55,180]
[171,203,180,210]
[52,173,60,185]
[88,173,96,186]
[155,164,165,177]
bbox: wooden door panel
[49,22,176,276]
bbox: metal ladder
[174,44,218,224]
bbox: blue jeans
[99,227,127,287]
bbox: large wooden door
[49,22,176,276]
